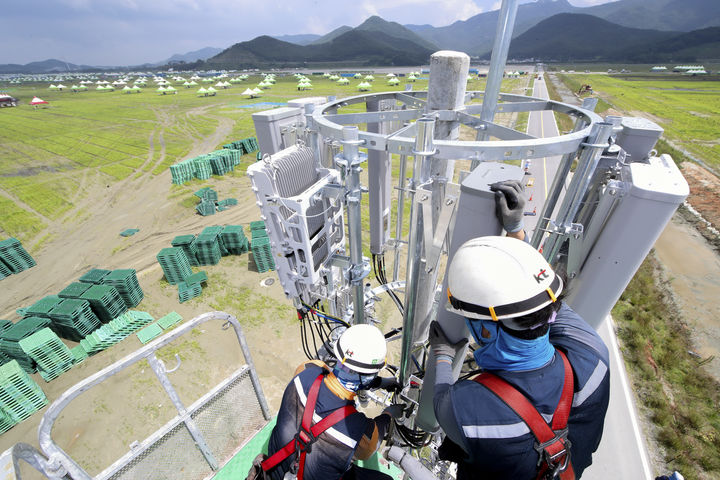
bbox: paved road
[525,73,654,479]
[523,74,563,240]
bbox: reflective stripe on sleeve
[572,360,608,407]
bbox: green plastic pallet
[157,312,183,330]
[0,360,48,422]
[136,323,163,344]
[19,328,74,382]
[178,282,202,303]
[157,248,193,285]
[78,268,111,284]
[58,282,92,299]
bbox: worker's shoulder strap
[473,350,575,480]
[262,373,357,479]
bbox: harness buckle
[294,427,317,454]
[534,428,572,477]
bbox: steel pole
[472,0,520,169]
[148,354,219,470]
[341,126,368,324]
[531,118,588,249]
[399,118,435,385]
[393,154,408,282]
[543,122,614,265]
[412,51,469,344]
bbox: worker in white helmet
[256,324,403,480]
[429,179,610,479]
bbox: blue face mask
[333,364,376,391]
[466,317,555,372]
[465,318,499,350]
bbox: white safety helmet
[446,236,563,330]
[333,324,387,374]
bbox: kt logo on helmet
[533,269,549,283]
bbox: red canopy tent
[30,96,49,108]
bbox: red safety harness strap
[262,373,357,479]
[474,350,575,479]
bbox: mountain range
[2,0,719,72]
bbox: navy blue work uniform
[434,303,610,479]
[267,361,392,480]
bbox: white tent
[387,77,400,85]
[252,87,263,96]
[197,87,208,96]
[357,81,372,91]
[386,73,396,77]
[242,88,256,98]
[364,75,374,81]
[337,78,350,85]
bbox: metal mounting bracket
[418,183,460,273]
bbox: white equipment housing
[247,145,345,298]
[252,107,304,156]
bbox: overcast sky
[2,0,613,66]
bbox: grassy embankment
[556,74,720,170]
[552,73,720,478]
[613,256,720,479]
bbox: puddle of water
[654,217,720,380]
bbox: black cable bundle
[372,254,404,315]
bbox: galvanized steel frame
[311,91,602,162]
[36,311,271,480]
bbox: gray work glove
[429,321,468,360]
[490,180,526,233]
[383,403,406,419]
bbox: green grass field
[556,74,720,169]
[0,72,533,245]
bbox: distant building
[684,69,708,75]
[673,65,705,72]
[0,94,18,107]
[651,66,667,72]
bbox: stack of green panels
[19,328,75,382]
[0,317,53,373]
[178,281,202,303]
[157,311,183,330]
[23,296,63,320]
[221,225,249,254]
[0,238,36,275]
[70,345,88,364]
[196,200,216,216]
[48,298,101,341]
[251,237,275,273]
[194,228,222,265]
[171,235,199,266]
[250,220,266,232]
[80,311,153,355]
[170,159,196,185]
[194,187,218,202]
[0,321,11,364]
[216,198,238,211]
[78,268,111,285]
[251,229,268,243]
[58,282,92,299]
[219,148,242,166]
[184,271,207,286]
[226,140,246,154]
[0,360,48,423]
[241,137,259,154]
[193,156,212,180]
[208,151,232,176]
[0,258,11,280]
[0,406,15,434]
[80,285,127,323]
[102,269,144,308]
[156,247,192,284]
